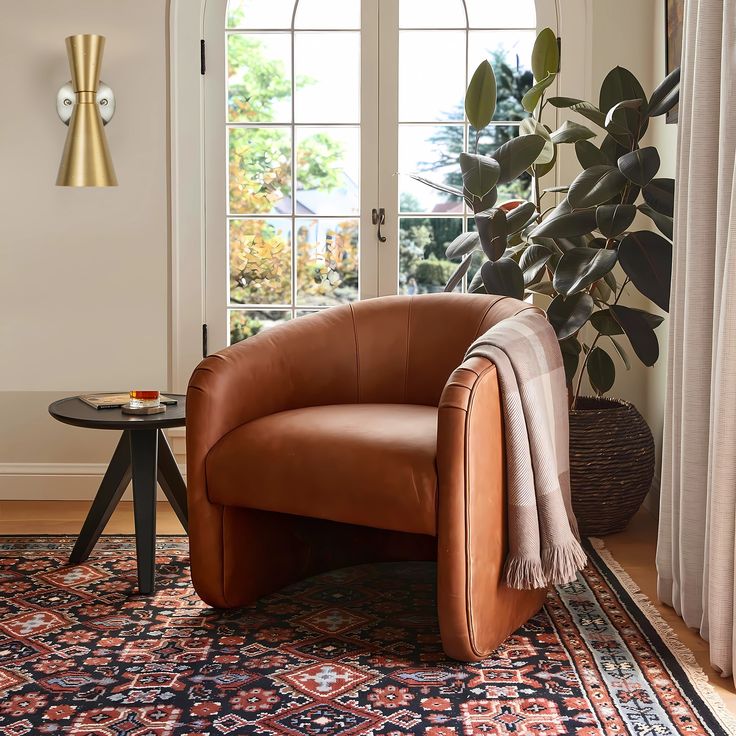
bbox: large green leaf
[550,120,596,144]
[553,247,618,295]
[618,146,660,187]
[548,293,594,340]
[459,152,500,198]
[599,66,647,136]
[638,203,673,239]
[547,96,585,108]
[568,165,627,209]
[600,134,630,164]
[575,140,611,169]
[520,118,554,164]
[492,135,546,184]
[467,186,498,214]
[587,347,616,395]
[609,336,632,370]
[551,235,587,253]
[560,338,582,385]
[646,67,680,117]
[643,178,675,217]
[590,309,624,335]
[446,231,481,259]
[521,73,556,113]
[467,268,485,293]
[465,60,496,130]
[529,201,597,238]
[532,27,559,80]
[546,97,630,140]
[604,98,643,128]
[596,203,636,237]
[534,144,557,177]
[618,231,672,311]
[475,208,508,260]
[609,305,661,366]
[480,258,525,299]
[520,243,552,286]
[444,253,474,292]
[527,280,555,296]
[505,201,537,234]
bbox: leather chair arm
[437,354,544,660]
[187,307,359,464]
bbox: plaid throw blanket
[465,309,587,589]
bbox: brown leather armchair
[186,293,548,661]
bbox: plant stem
[571,277,630,408]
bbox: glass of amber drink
[128,390,160,409]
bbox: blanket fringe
[503,556,548,590]
[541,539,588,586]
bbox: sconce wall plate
[56,34,118,187]
[57,81,115,126]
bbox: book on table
[79,393,178,410]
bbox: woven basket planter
[569,396,655,536]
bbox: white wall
[0,0,170,497]
[645,0,678,508]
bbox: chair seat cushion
[205,404,439,535]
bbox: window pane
[228,34,291,123]
[400,217,463,295]
[400,31,465,122]
[230,310,291,345]
[296,218,359,306]
[229,127,291,215]
[477,125,531,201]
[294,0,360,29]
[296,127,359,216]
[399,125,463,214]
[230,219,292,305]
[466,0,537,28]
[399,0,465,28]
[227,0,294,29]
[468,31,535,121]
[295,32,360,123]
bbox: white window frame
[169,0,591,390]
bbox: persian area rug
[0,538,733,736]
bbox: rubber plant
[413,28,679,407]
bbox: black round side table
[48,395,188,595]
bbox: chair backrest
[220,293,537,415]
[349,293,533,406]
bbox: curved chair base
[189,506,546,662]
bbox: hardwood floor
[1,501,734,717]
[0,500,185,535]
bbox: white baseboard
[0,463,186,501]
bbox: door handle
[372,207,387,243]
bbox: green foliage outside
[226,28,356,343]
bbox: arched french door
[202,0,558,349]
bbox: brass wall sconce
[56,34,118,187]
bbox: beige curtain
[657,0,736,679]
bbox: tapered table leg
[156,430,188,532]
[130,430,158,595]
[69,432,132,564]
